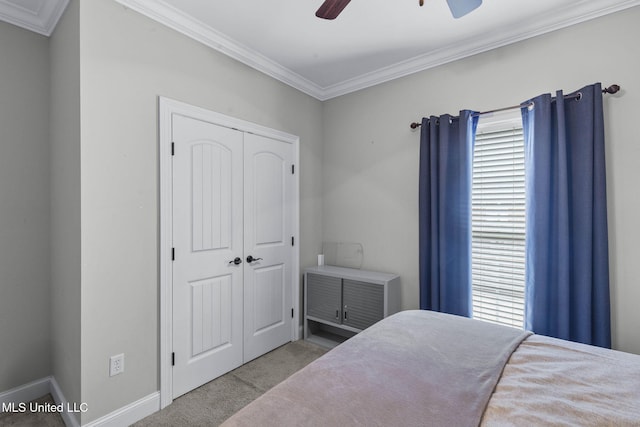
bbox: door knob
[228,257,242,265]
[246,255,263,263]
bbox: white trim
[158,96,174,410]
[158,96,301,409]
[0,0,69,37]
[0,377,51,410]
[320,0,640,100]
[0,377,81,427]
[115,0,640,100]
[81,392,159,427]
[112,0,324,100]
[49,377,80,427]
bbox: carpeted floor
[0,340,327,427]
[0,394,65,427]
[134,340,327,426]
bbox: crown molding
[114,0,640,101]
[320,0,640,99]
[0,0,68,36]
[113,0,325,100]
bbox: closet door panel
[243,133,294,362]
[172,115,244,398]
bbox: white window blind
[471,114,525,329]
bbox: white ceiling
[3,0,639,99]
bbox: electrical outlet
[109,353,125,377]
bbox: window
[471,111,525,329]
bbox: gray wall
[50,0,82,416]
[3,1,639,423]
[77,0,323,422]
[322,6,640,355]
[0,21,51,392]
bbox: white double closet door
[171,115,293,398]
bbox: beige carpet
[0,340,327,427]
[0,394,65,427]
[135,340,327,426]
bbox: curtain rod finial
[604,84,620,94]
[410,122,421,130]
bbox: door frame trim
[158,97,300,409]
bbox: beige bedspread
[222,310,530,427]
[482,334,640,426]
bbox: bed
[222,310,640,426]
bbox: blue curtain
[419,111,479,317]
[521,83,611,348]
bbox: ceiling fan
[316,0,483,20]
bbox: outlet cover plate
[109,353,125,376]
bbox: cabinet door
[342,279,384,330]
[307,273,342,324]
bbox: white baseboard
[49,377,80,427]
[81,392,160,427]
[0,376,79,426]
[0,377,51,410]
[1,377,160,427]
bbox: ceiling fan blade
[316,0,352,20]
[446,0,482,18]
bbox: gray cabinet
[304,266,400,348]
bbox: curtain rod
[409,84,620,130]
